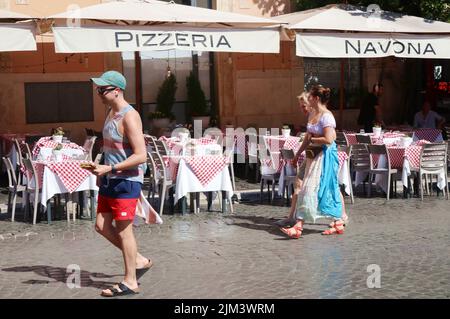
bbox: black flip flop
[136,258,153,279]
[101,282,139,297]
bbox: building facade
[1,0,432,146]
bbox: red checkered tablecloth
[345,134,362,145]
[159,136,216,152]
[31,160,93,193]
[338,151,349,168]
[32,137,86,158]
[346,132,407,145]
[163,155,228,186]
[297,150,348,168]
[162,155,180,182]
[158,136,183,155]
[261,157,283,173]
[184,155,229,186]
[386,145,423,169]
[191,137,217,145]
[263,150,349,176]
[264,136,301,152]
[413,129,443,142]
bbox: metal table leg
[221,191,227,214]
[90,190,96,221]
[181,196,187,215]
[46,199,52,224]
[207,192,213,211]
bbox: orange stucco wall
[215,0,307,130]
[0,44,122,144]
[7,0,102,17]
[0,0,125,145]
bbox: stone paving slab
[0,189,449,299]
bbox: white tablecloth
[278,159,351,196]
[356,155,446,193]
[28,165,98,207]
[175,158,233,203]
[38,147,85,161]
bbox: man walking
[89,70,152,297]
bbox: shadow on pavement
[2,265,119,289]
[229,215,323,238]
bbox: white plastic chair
[350,143,371,195]
[356,134,372,144]
[280,149,297,206]
[82,136,97,161]
[259,144,280,203]
[413,143,448,200]
[13,139,25,185]
[204,127,223,146]
[367,144,398,200]
[149,151,174,216]
[338,144,354,204]
[145,152,158,204]
[2,157,27,222]
[336,131,349,147]
[22,158,43,224]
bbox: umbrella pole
[339,58,345,130]
[135,51,143,116]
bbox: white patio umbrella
[0,9,37,52]
[275,4,450,59]
[274,4,450,125]
[48,0,282,54]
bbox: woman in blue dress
[281,85,347,239]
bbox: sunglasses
[96,87,116,95]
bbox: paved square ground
[0,180,449,299]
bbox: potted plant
[282,125,291,138]
[52,143,63,162]
[186,71,210,130]
[52,127,64,143]
[149,73,177,128]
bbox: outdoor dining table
[272,150,351,197]
[354,140,446,197]
[345,132,408,145]
[32,136,86,160]
[412,128,443,143]
[155,136,218,155]
[259,135,302,171]
[162,154,233,214]
[26,159,98,223]
[263,135,302,152]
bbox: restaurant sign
[296,32,450,59]
[53,25,280,53]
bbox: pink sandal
[322,220,345,235]
[281,222,303,239]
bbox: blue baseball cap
[91,70,126,90]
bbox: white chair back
[2,157,17,189]
[83,136,97,161]
[420,143,447,172]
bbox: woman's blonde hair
[297,92,308,105]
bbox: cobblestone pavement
[0,180,449,299]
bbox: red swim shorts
[97,195,138,221]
